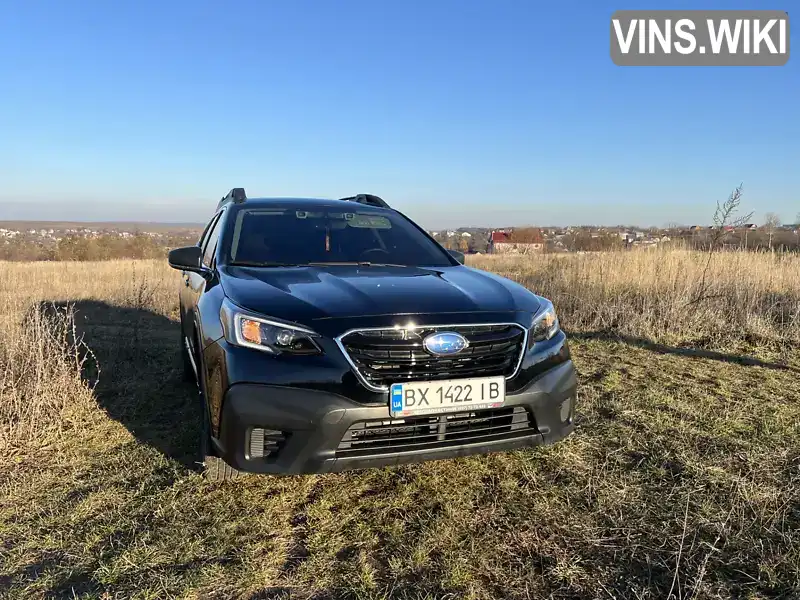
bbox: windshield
[223,207,454,268]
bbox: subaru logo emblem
[423,332,469,356]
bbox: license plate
[390,376,505,418]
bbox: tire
[204,455,241,481]
[197,347,241,482]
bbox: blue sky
[0,0,797,228]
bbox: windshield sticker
[348,215,392,229]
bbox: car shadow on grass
[570,330,799,373]
[40,299,203,473]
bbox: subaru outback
[168,189,577,480]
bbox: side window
[202,213,224,267]
[198,213,220,248]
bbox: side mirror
[168,246,206,274]
[448,250,466,265]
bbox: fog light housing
[247,428,287,459]
[560,394,576,424]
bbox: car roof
[232,197,393,211]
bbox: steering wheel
[360,248,391,261]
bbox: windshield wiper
[305,261,411,268]
[230,261,300,268]
[231,260,415,268]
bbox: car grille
[337,324,526,391]
[336,407,536,458]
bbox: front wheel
[197,351,240,481]
[200,405,240,481]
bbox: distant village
[0,226,165,241]
[0,224,199,246]
[430,223,800,254]
[1,220,799,261]
[0,223,201,261]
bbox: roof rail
[339,194,390,209]
[217,187,247,211]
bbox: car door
[182,211,223,345]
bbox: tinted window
[202,213,224,267]
[226,207,452,267]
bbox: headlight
[221,300,321,355]
[529,300,560,344]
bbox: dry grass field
[1,250,799,599]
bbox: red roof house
[491,231,510,243]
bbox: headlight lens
[222,301,321,355]
[529,301,560,344]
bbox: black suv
[169,189,577,480]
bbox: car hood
[219,264,541,324]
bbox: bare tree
[764,212,781,250]
[689,184,753,306]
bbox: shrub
[0,304,96,453]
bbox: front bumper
[214,359,578,475]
